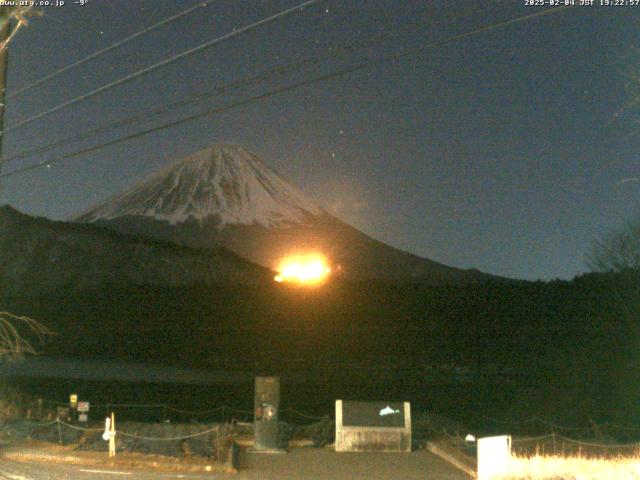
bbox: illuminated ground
[0,445,467,479]
[237,448,467,480]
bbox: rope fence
[478,414,640,438]
[511,432,640,449]
[25,418,231,460]
[28,400,640,451]
[509,432,640,460]
[52,420,222,442]
[26,421,640,463]
[39,399,326,423]
[11,412,640,466]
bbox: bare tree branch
[0,312,54,362]
[587,221,640,273]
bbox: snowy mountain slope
[76,144,322,228]
[75,143,498,283]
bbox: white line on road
[79,469,132,476]
[3,474,34,480]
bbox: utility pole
[0,7,11,178]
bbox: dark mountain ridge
[2,269,639,428]
[0,205,271,296]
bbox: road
[0,460,219,479]
[0,448,470,479]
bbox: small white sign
[78,413,88,423]
[77,401,90,413]
[477,435,511,480]
[102,417,112,441]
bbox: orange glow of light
[274,255,331,285]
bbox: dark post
[253,376,285,453]
[0,7,11,177]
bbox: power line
[7,0,218,100]
[0,5,570,180]
[3,0,325,135]
[1,20,417,166]
[1,1,497,166]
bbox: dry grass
[498,454,640,480]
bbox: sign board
[78,413,88,423]
[335,400,411,452]
[477,435,511,480]
[342,401,406,428]
[69,394,78,409]
[77,401,90,413]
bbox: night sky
[0,0,638,281]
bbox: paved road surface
[0,448,470,479]
[237,448,470,480]
[0,461,216,479]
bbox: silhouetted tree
[588,221,640,272]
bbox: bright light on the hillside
[274,255,331,285]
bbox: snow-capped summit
[75,143,497,283]
[76,144,322,228]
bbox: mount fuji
[75,144,492,283]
